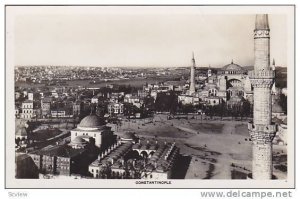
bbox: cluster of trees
[202,101,252,119]
[279,94,287,114]
[153,91,252,119]
[154,91,179,114]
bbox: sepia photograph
[5,5,295,188]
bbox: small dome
[72,136,87,144]
[121,132,136,140]
[78,114,106,128]
[272,102,284,113]
[16,127,27,136]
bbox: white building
[108,103,124,115]
[70,114,115,148]
[21,100,34,119]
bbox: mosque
[70,114,116,150]
[70,115,179,179]
[179,57,256,107]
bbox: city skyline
[12,7,287,67]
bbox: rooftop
[78,114,106,128]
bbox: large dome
[222,63,244,71]
[78,115,106,128]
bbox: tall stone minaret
[190,52,196,93]
[248,14,277,180]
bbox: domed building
[70,136,88,149]
[120,132,137,143]
[70,114,115,149]
[218,61,247,75]
[196,61,253,105]
[217,61,252,101]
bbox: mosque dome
[16,127,27,137]
[78,114,106,128]
[222,63,244,71]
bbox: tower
[248,14,277,179]
[190,52,196,93]
[207,65,212,78]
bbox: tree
[154,91,178,112]
[279,94,287,114]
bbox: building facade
[21,100,34,119]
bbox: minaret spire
[255,14,269,30]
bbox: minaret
[190,52,196,93]
[207,65,212,78]
[248,14,277,180]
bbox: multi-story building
[29,145,89,176]
[41,97,52,117]
[73,101,82,116]
[108,102,124,115]
[21,100,34,119]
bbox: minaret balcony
[248,122,277,133]
[248,70,275,79]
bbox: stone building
[29,145,90,176]
[88,137,179,179]
[15,154,39,179]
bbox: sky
[11,7,288,68]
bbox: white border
[4,3,296,190]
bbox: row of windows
[59,166,69,170]
[58,158,69,162]
[22,105,33,109]
[75,132,97,137]
[91,169,99,173]
[22,110,33,114]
